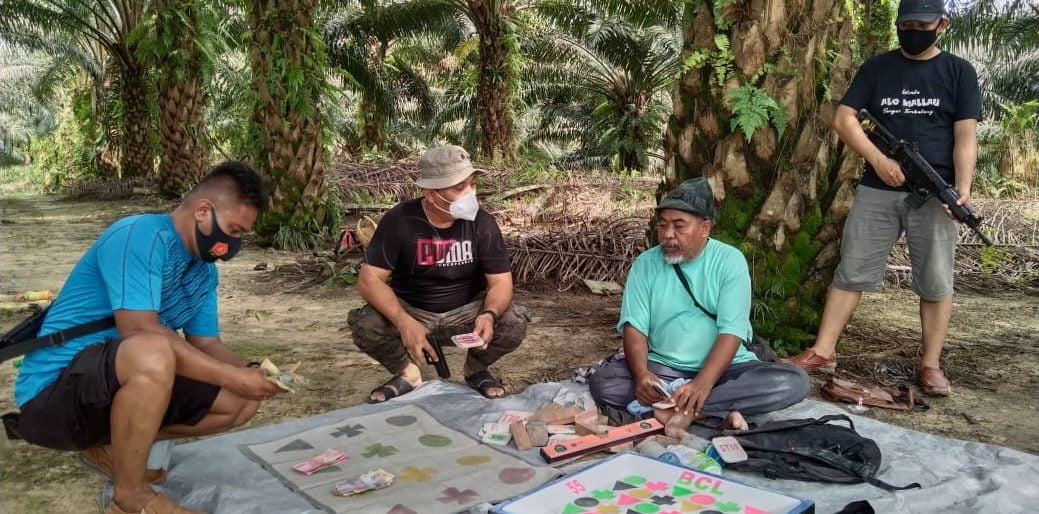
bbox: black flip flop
[366,375,415,404]
[465,370,505,399]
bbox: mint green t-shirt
[617,239,757,372]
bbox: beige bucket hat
[415,145,482,189]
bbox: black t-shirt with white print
[839,49,981,191]
[364,198,512,313]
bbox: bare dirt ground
[0,194,1036,513]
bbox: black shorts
[18,339,221,451]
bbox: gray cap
[415,145,481,189]
[656,177,716,221]
[896,0,947,24]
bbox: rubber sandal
[366,375,415,404]
[465,370,505,399]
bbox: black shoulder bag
[672,264,777,362]
[1,305,115,440]
[0,305,115,363]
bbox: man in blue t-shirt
[785,0,981,397]
[13,161,285,514]
[589,178,809,437]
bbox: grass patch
[0,165,49,196]
[229,340,292,362]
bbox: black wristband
[478,309,500,325]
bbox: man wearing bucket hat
[785,0,981,397]
[589,178,809,436]
[349,145,528,402]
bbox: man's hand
[472,313,495,349]
[634,371,665,406]
[225,367,286,400]
[670,377,714,417]
[399,316,436,364]
[942,188,971,221]
[871,155,906,187]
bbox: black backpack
[722,414,920,492]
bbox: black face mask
[195,207,242,262]
[897,28,938,56]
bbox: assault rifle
[857,109,992,246]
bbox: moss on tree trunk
[246,0,338,250]
[663,0,888,352]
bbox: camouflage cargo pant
[347,293,529,377]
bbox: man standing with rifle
[785,0,981,396]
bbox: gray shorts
[832,185,958,300]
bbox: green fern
[680,35,733,87]
[711,34,733,86]
[712,0,734,30]
[727,84,789,141]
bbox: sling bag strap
[0,307,115,363]
[792,447,922,491]
[672,263,717,320]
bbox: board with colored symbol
[242,404,560,514]
[494,452,812,514]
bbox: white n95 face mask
[438,189,479,221]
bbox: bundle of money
[260,358,306,393]
[292,449,349,475]
[331,469,395,497]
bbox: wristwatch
[478,309,500,326]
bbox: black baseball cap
[896,0,947,24]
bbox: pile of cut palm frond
[506,217,647,289]
[885,199,1039,293]
[64,177,155,201]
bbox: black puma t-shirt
[364,198,511,313]
[840,50,981,191]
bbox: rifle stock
[857,109,993,246]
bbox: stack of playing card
[332,469,395,497]
[292,449,348,475]
[479,422,513,445]
[651,380,676,409]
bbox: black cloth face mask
[897,28,939,56]
[195,207,242,262]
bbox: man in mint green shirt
[589,178,809,436]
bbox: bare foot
[664,411,700,439]
[112,486,157,513]
[653,408,676,425]
[722,411,748,431]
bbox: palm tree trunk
[246,0,333,249]
[118,60,154,178]
[467,0,516,163]
[98,60,121,178]
[360,95,386,150]
[663,0,878,352]
[156,0,208,198]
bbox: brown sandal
[822,377,929,411]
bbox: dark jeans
[588,355,810,425]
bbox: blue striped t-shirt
[14,213,219,407]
